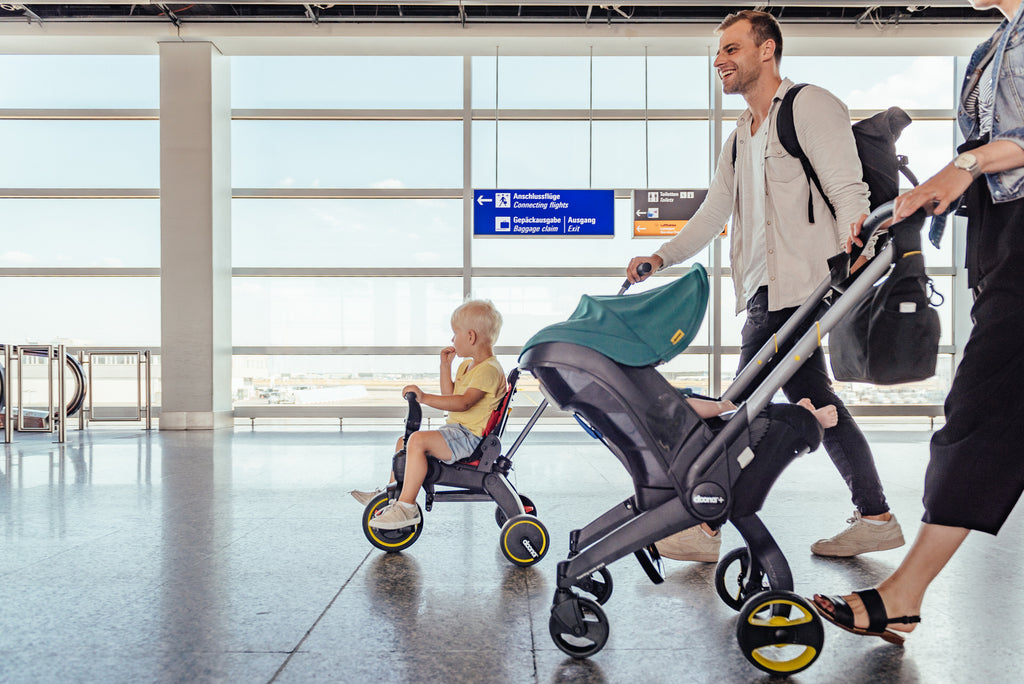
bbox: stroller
[518,201,930,675]
[360,368,551,568]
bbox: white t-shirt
[740,120,771,300]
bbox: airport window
[0,55,159,108]
[0,120,159,188]
[231,56,464,109]
[0,199,160,268]
[232,199,463,268]
[231,120,464,189]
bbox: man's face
[713,20,769,95]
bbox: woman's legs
[814,522,969,631]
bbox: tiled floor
[2,422,1021,683]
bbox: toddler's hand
[402,385,423,401]
[440,346,457,366]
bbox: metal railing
[78,349,152,431]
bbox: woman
[812,0,1024,645]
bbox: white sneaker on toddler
[369,501,421,530]
[350,488,383,506]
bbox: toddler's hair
[452,299,503,344]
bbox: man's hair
[717,10,783,66]
[452,299,503,345]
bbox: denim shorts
[436,423,482,464]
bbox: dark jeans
[735,287,890,516]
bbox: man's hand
[626,255,663,284]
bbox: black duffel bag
[829,223,942,385]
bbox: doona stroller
[518,202,929,675]
[360,368,551,568]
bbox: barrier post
[58,345,66,443]
[145,350,152,431]
[3,345,11,443]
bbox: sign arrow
[636,209,646,217]
[477,195,493,206]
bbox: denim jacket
[959,3,1024,203]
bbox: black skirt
[923,176,1024,534]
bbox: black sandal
[811,588,920,645]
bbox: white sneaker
[350,488,383,506]
[810,511,905,557]
[655,525,721,563]
[369,502,421,530]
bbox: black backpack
[732,83,917,223]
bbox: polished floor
[2,421,1022,684]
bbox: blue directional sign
[473,189,614,237]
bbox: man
[627,10,904,562]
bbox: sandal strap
[854,588,921,630]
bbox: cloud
[0,251,37,265]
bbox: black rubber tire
[715,546,771,612]
[495,494,537,528]
[499,514,549,567]
[736,590,824,675]
[361,492,423,553]
[570,567,613,605]
[549,598,610,659]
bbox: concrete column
[159,42,233,430]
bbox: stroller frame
[519,202,927,673]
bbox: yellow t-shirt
[446,356,506,436]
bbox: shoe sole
[810,537,906,558]
[656,550,719,563]
[369,517,421,531]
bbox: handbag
[829,224,942,385]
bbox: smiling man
[626,10,904,564]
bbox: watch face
[956,152,978,169]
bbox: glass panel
[231,56,463,109]
[232,277,463,346]
[0,199,159,267]
[472,276,710,348]
[472,55,711,110]
[0,277,159,346]
[785,56,956,110]
[232,354,525,409]
[232,199,462,268]
[647,57,710,110]
[471,120,711,189]
[0,55,159,108]
[0,121,159,188]
[832,354,954,405]
[724,56,956,111]
[231,121,463,189]
[473,56,591,109]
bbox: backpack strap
[776,83,836,224]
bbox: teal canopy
[520,263,709,367]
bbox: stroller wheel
[549,597,609,659]
[715,546,771,611]
[499,514,549,567]
[362,492,423,553]
[570,567,613,605]
[736,590,824,675]
[494,494,538,528]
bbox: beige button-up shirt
[654,79,870,313]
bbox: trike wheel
[549,598,609,659]
[499,514,549,567]
[715,546,770,611]
[362,492,423,553]
[736,590,824,675]
[495,494,537,528]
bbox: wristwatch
[953,151,983,180]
